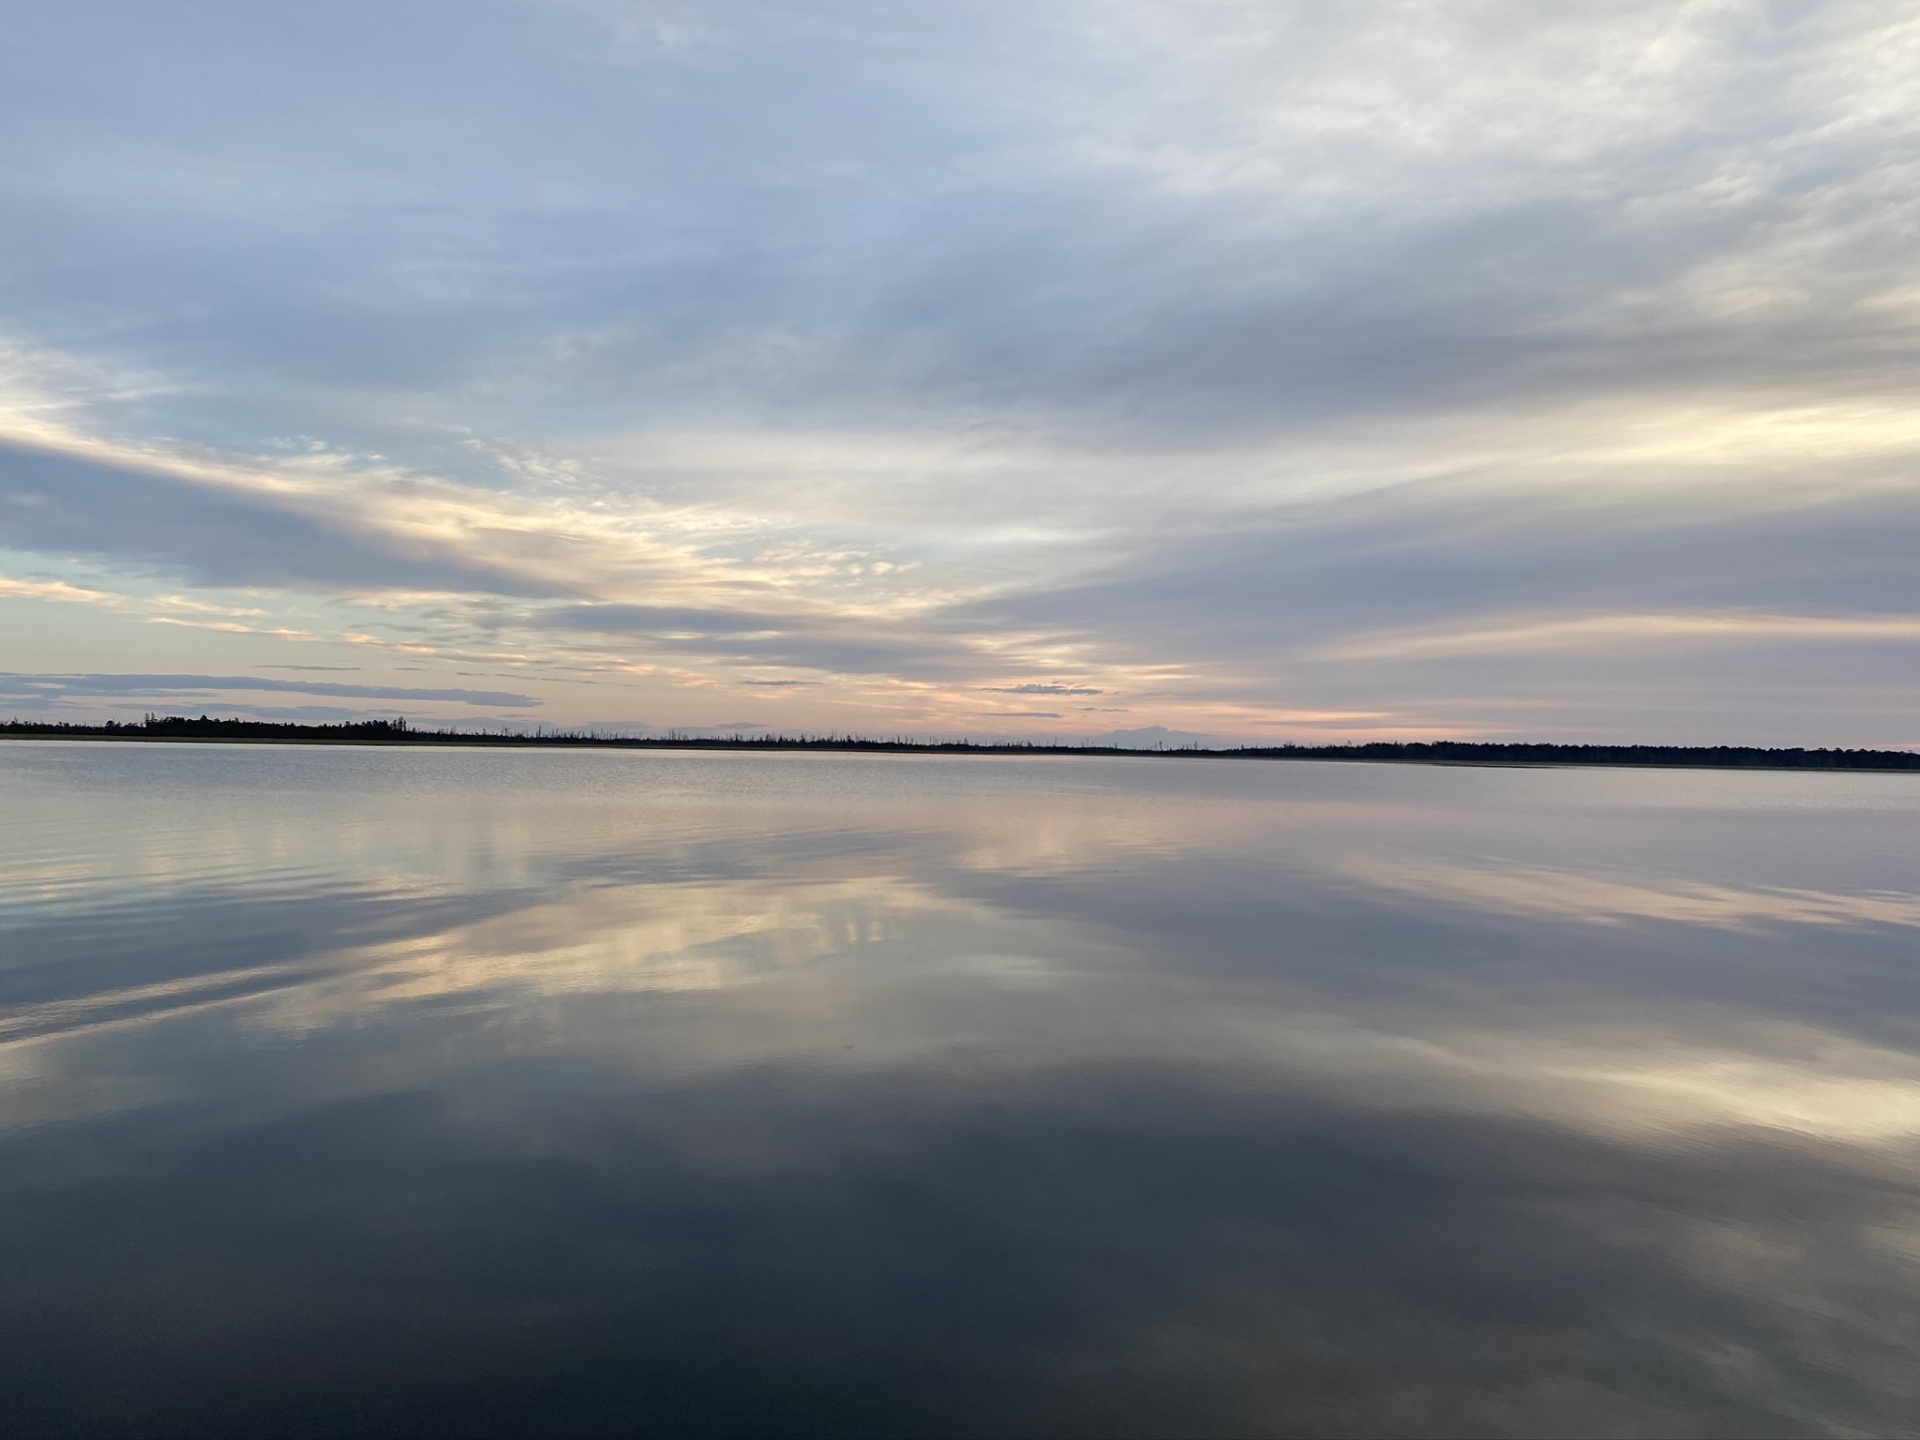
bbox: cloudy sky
[2,1,1916,743]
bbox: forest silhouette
[3,715,1916,771]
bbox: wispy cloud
[984,684,1103,696]
[0,674,539,709]
[1318,611,1920,662]
[1,2,1917,740]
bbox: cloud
[0,440,568,599]
[936,465,1920,742]
[985,683,1102,696]
[1316,611,1920,662]
[1,2,1918,738]
[533,602,989,679]
[0,673,539,708]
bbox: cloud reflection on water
[3,745,1920,1434]
[1336,855,1920,932]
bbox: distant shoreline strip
[3,718,1917,772]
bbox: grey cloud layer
[531,603,989,678]
[7,2,1913,449]
[0,443,564,598]
[0,674,538,709]
[1,2,1916,738]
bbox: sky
[1,0,1916,745]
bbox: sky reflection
[3,744,1919,1434]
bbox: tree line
[3,715,1917,770]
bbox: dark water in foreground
[3,744,1918,1438]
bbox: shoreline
[4,724,1917,773]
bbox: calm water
[3,744,1919,1437]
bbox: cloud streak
[0,2,1916,740]
[0,674,539,709]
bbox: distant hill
[1082,725,1223,750]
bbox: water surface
[3,743,1919,1436]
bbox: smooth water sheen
[3,743,1919,1437]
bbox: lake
[3,742,1918,1436]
